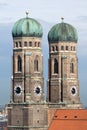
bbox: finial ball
[26,11,29,17]
[61,17,64,22]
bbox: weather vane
[61,17,64,22]
[26,11,29,18]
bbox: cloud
[0,17,13,23]
[0,2,7,6]
[77,16,87,22]
[74,16,87,29]
[71,16,87,57]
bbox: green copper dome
[48,22,78,43]
[12,17,43,38]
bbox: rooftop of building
[12,12,43,38]
[48,18,78,43]
[48,109,87,130]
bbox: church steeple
[11,15,44,103]
[47,21,82,108]
[8,14,48,130]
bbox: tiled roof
[48,109,87,130]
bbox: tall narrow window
[34,59,38,71]
[61,46,64,50]
[19,42,22,47]
[29,42,32,47]
[55,46,58,51]
[71,46,73,51]
[66,46,68,50]
[70,63,74,73]
[54,58,58,73]
[18,56,22,72]
[16,42,18,47]
[52,46,54,51]
[38,42,40,47]
[24,42,27,47]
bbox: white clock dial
[70,86,77,96]
[34,85,42,96]
[14,85,22,96]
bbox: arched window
[19,42,22,47]
[18,56,22,72]
[61,46,64,50]
[38,42,40,47]
[54,58,58,73]
[29,42,32,47]
[15,42,18,47]
[52,46,54,51]
[70,63,74,73]
[24,42,27,47]
[66,46,68,50]
[34,59,38,71]
[55,46,58,51]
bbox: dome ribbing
[48,22,78,43]
[12,17,43,38]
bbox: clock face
[34,85,42,96]
[14,85,22,96]
[70,86,77,96]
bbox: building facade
[47,20,82,109]
[8,15,83,130]
[8,14,48,130]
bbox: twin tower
[7,14,82,130]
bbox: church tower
[7,13,48,130]
[47,18,82,109]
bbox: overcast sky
[0,0,87,23]
[0,0,87,107]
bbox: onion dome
[12,12,43,38]
[48,18,78,43]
